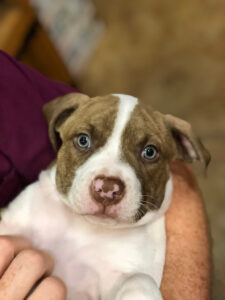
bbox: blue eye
[142,145,158,161]
[77,134,91,149]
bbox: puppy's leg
[113,274,162,300]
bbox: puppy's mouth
[94,213,109,219]
[81,204,122,220]
[83,211,134,228]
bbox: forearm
[161,161,211,300]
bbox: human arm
[161,161,211,300]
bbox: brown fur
[121,103,210,220]
[43,93,90,151]
[43,94,120,194]
[162,114,211,167]
[122,104,172,219]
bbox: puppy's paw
[114,274,162,300]
[117,289,162,300]
[117,290,161,300]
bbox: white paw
[114,274,163,300]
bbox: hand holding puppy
[0,236,66,300]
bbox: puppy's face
[43,94,210,226]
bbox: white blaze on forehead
[108,94,138,157]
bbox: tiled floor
[78,0,225,298]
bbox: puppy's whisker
[140,199,159,210]
[141,194,155,200]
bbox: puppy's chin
[83,215,136,229]
[57,195,134,228]
[83,211,163,229]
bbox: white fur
[0,94,173,299]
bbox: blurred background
[0,0,224,298]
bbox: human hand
[0,235,66,300]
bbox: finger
[0,248,54,300]
[0,235,32,277]
[27,276,67,300]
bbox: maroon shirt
[0,50,78,206]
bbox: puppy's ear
[164,114,211,168]
[43,93,90,151]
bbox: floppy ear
[43,93,90,151]
[164,114,211,168]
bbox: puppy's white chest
[35,219,165,300]
[32,216,164,299]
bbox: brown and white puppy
[0,94,210,300]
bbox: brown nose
[91,176,125,206]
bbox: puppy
[0,94,210,300]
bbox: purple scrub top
[0,50,79,206]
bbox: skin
[0,162,210,299]
[161,161,211,300]
[0,236,66,300]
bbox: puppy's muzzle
[91,176,125,206]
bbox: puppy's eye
[76,133,91,149]
[141,145,159,161]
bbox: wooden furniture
[0,0,74,84]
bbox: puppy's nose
[91,176,125,206]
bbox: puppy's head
[43,93,210,227]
